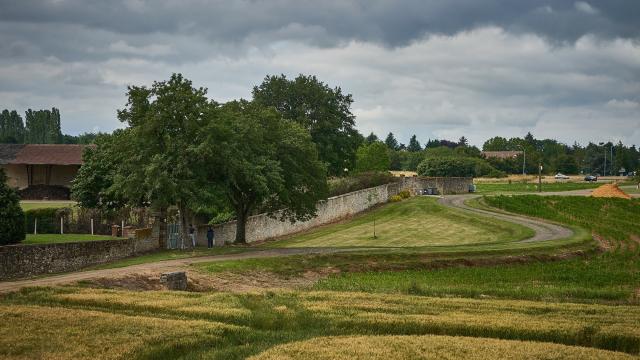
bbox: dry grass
[2,287,639,358]
[249,335,636,360]
[592,183,632,199]
[0,304,239,360]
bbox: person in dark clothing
[189,224,196,248]
[206,226,215,248]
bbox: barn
[0,144,88,199]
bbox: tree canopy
[384,132,399,150]
[407,135,422,152]
[356,141,391,173]
[252,74,360,175]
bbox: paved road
[438,195,574,243]
[0,194,579,293]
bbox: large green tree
[196,100,328,243]
[0,168,25,245]
[252,74,360,175]
[384,132,399,150]
[356,141,391,173]
[115,74,213,244]
[0,110,25,143]
[24,108,62,144]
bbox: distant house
[0,144,89,199]
[481,151,523,160]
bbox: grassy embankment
[315,196,640,304]
[475,181,602,194]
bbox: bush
[0,169,25,245]
[24,208,63,234]
[398,189,411,199]
[389,195,403,202]
[417,157,503,178]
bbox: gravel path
[1,195,576,293]
[438,195,574,243]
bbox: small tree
[356,141,391,173]
[0,168,25,245]
[407,135,422,152]
[385,132,399,150]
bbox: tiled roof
[0,144,88,165]
[481,151,523,160]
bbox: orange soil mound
[591,183,632,199]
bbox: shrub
[398,189,411,199]
[0,169,25,245]
[24,207,62,234]
[417,157,503,178]
[389,195,402,202]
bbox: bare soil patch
[591,183,631,199]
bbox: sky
[0,0,639,148]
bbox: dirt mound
[591,183,631,199]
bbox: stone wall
[0,233,157,280]
[196,176,472,245]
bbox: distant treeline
[0,108,99,144]
[363,131,639,176]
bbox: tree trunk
[235,206,248,244]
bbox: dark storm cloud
[1,0,639,49]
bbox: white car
[554,173,570,180]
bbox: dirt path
[438,195,574,243]
[0,247,370,294]
[1,195,576,293]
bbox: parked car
[584,175,598,182]
[555,173,570,180]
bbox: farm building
[0,144,88,199]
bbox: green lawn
[263,197,534,248]
[475,181,601,194]
[315,196,640,304]
[20,201,76,211]
[23,234,120,245]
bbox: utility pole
[538,163,542,192]
[522,147,526,175]
[610,145,613,176]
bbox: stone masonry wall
[0,233,157,280]
[196,177,471,245]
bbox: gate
[167,223,181,249]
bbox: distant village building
[0,144,88,199]
[481,151,523,160]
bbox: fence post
[60,217,64,234]
[91,218,94,235]
[121,220,125,237]
[34,218,37,235]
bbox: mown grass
[2,287,639,359]
[475,181,601,194]
[20,200,76,211]
[264,197,534,248]
[89,247,253,270]
[23,233,120,244]
[315,196,639,304]
[250,335,636,360]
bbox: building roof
[0,144,88,165]
[481,151,523,160]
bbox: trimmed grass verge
[23,233,120,244]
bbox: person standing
[189,224,196,248]
[206,226,215,249]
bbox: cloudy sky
[1,0,639,147]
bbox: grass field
[20,200,76,211]
[314,196,640,304]
[1,194,637,359]
[264,197,533,248]
[475,181,601,194]
[1,287,639,359]
[23,233,119,244]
